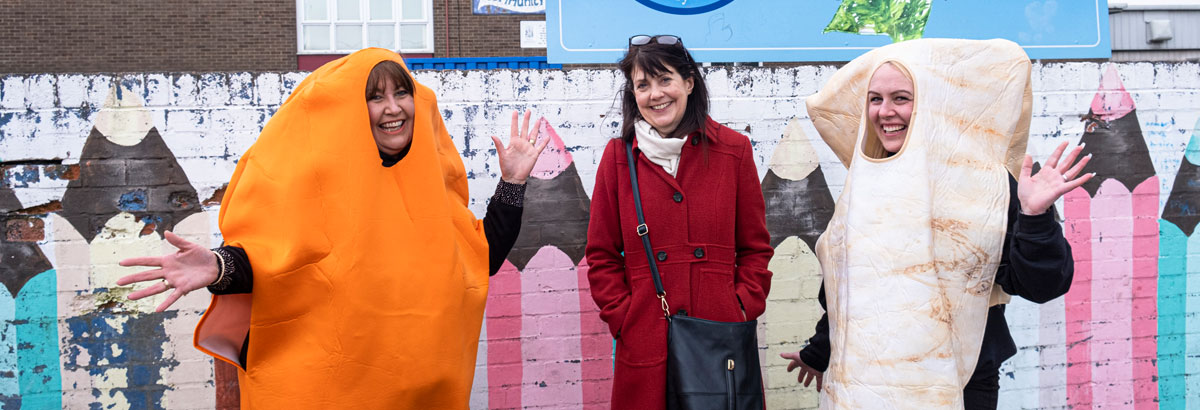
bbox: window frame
[296,0,435,54]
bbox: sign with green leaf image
[548,0,1110,63]
[825,0,933,43]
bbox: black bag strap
[625,140,672,319]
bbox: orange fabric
[193,48,489,409]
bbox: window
[298,0,433,54]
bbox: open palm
[1018,141,1094,215]
[491,110,551,184]
[116,231,218,312]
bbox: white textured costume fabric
[807,39,1032,409]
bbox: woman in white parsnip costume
[780,39,1091,409]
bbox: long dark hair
[366,60,416,100]
[618,39,710,142]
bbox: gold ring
[162,279,173,289]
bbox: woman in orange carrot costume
[115,48,547,408]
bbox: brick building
[0,0,547,73]
[5,1,1199,74]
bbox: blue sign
[547,0,1111,63]
[473,0,544,14]
[633,0,735,15]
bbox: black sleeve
[994,176,1074,303]
[207,246,253,295]
[484,180,525,276]
[798,282,831,372]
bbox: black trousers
[963,368,1000,410]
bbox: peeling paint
[64,311,174,410]
[118,190,148,212]
[94,83,153,147]
[10,166,40,188]
[0,64,1198,409]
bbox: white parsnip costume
[807,39,1032,409]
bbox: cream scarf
[634,120,687,177]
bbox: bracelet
[493,180,526,207]
[209,249,228,286]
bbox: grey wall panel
[1111,10,1200,50]
[1111,49,1200,61]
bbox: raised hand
[490,110,551,184]
[116,231,218,312]
[1018,141,1094,215]
[780,351,824,391]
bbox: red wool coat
[586,117,774,409]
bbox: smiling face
[632,64,694,137]
[367,76,415,155]
[867,63,915,154]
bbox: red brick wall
[432,0,546,58]
[0,0,297,73]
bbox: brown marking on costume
[902,256,984,278]
[929,68,987,94]
[927,51,1015,86]
[896,218,992,285]
[931,389,959,407]
[928,67,1010,93]
[932,218,968,233]
[849,67,872,87]
[970,281,992,296]
[948,115,1006,141]
[944,156,990,170]
[861,334,953,366]
[929,295,953,325]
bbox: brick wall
[0,0,296,74]
[432,0,546,58]
[2,62,1200,409]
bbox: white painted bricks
[2,62,1199,410]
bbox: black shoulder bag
[625,140,765,410]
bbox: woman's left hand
[491,110,551,184]
[115,231,216,312]
[1018,140,1094,215]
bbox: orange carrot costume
[192,48,490,409]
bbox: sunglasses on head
[629,35,682,47]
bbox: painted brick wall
[1,62,1199,409]
[0,0,296,74]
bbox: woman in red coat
[585,35,774,409]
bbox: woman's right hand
[116,231,217,312]
[491,110,551,185]
[780,351,824,391]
